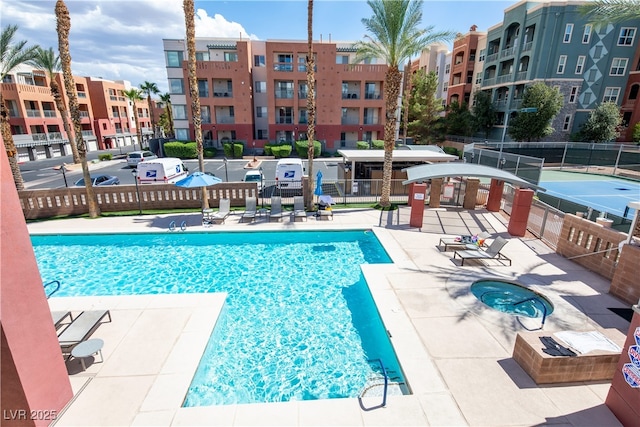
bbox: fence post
[560,143,568,170]
[540,206,549,239]
[613,144,623,176]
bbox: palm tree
[354,0,453,207]
[579,0,640,25]
[56,0,100,218]
[28,47,80,164]
[159,92,174,137]
[139,81,160,137]
[0,24,39,190]
[122,88,144,151]
[184,0,208,210]
[305,0,317,210]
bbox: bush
[443,146,461,158]
[223,142,245,158]
[204,148,217,158]
[264,144,273,156]
[371,139,384,149]
[356,141,369,150]
[294,140,321,157]
[98,153,112,161]
[270,145,292,158]
[164,142,198,158]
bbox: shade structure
[175,172,222,188]
[314,171,323,196]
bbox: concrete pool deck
[30,207,631,426]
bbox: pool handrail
[43,280,61,298]
[513,296,548,329]
[358,358,389,411]
[169,220,176,232]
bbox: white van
[136,158,188,184]
[275,158,305,189]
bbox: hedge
[443,146,461,158]
[356,141,369,150]
[294,140,321,157]
[222,142,245,158]
[163,142,217,159]
[371,139,384,149]
[270,145,292,158]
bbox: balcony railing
[213,92,232,97]
[486,52,499,63]
[199,91,209,98]
[115,129,124,134]
[79,111,90,118]
[342,93,359,99]
[31,133,47,141]
[341,117,360,125]
[299,91,308,99]
[77,92,87,98]
[273,63,293,72]
[496,74,513,84]
[363,118,379,125]
[48,132,63,140]
[275,90,294,99]
[275,118,293,124]
[483,77,496,86]
[201,115,212,124]
[515,71,527,81]
[216,116,235,124]
[522,41,533,52]
[112,112,119,118]
[500,47,515,58]
[364,92,381,100]
[43,110,56,117]
[81,130,95,138]
[110,96,118,101]
[26,109,41,117]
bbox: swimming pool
[470,279,554,319]
[32,230,406,405]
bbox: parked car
[74,175,120,186]
[243,169,264,191]
[126,150,158,168]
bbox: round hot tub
[470,279,554,319]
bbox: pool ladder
[358,359,389,411]
[43,280,61,298]
[169,220,187,232]
[480,291,548,330]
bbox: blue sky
[3,0,514,93]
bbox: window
[582,24,592,43]
[175,128,188,140]
[557,55,567,74]
[254,81,266,93]
[564,24,573,43]
[583,92,592,104]
[623,112,632,127]
[445,64,450,74]
[254,55,265,67]
[256,106,267,118]
[479,49,486,61]
[169,78,184,94]
[603,87,621,103]
[610,58,628,75]
[562,115,572,131]
[197,79,209,98]
[575,56,586,74]
[224,52,238,62]
[196,52,210,61]
[475,73,482,84]
[166,51,183,67]
[336,55,349,64]
[630,84,639,100]
[435,66,439,75]
[200,106,211,123]
[569,86,579,103]
[618,27,636,45]
[443,82,448,92]
[257,129,268,139]
[172,105,187,120]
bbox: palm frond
[579,0,640,25]
[0,24,39,78]
[27,47,61,77]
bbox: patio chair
[241,197,257,223]
[453,236,511,266]
[212,198,230,224]
[439,231,492,251]
[51,311,74,331]
[268,196,284,222]
[293,196,307,222]
[202,208,215,227]
[58,310,112,355]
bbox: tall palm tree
[28,46,80,164]
[56,0,100,218]
[139,81,160,137]
[184,0,208,209]
[0,24,39,190]
[159,92,174,137]
[579,0,640,25]
[354,0,453,207]
[305,0,317,210]
[122,88,144,151]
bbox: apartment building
[162,38,387,151]
[0,64,152,162]
[478,0,640,142]
[413,42,451,105]
[619,45,640,141]
[448,26,485,107]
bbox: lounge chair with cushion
[439,231,491,251]
[213,198,230,224]
[241,197,257,223]
[268,196,284,222]
[453,236,511,266]
[293,196,307,222]
[58,310,112,355]
[51,311,74,330]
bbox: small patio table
[71,338,104,371]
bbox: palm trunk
[380,66,402,207]
[166,104,174,137]
[133,107,142,155]
[402,59,411,144]
[51,78,79,163]
[56,0,100,218]
[305,0,316,210]
[147,94,156,138]
[0,92,25,190]
[184,0,208,209]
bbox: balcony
[273,63,293,72]
[43,110,56,118]
[216,115,235,124]
[500,47,515,58]
[363,118,379,125]
[81,130,95,138]
[364,92,381,100]
[342,93,359,99]
[213,92,232,97]
[26,109,41,118]
[486,52,499,63]
[483,77,496,86]
[298,91,308,99]
[48,132,63,141]
[79,111,90,118]
[515,71,527,81]
[341,117,360,125]
[522,41,533,52]
[109,96,118,101]
[496,74,513,84]
[77,92,87,98]
[201,115,212,124]
[31,133,47,141]
[275,117,293,124]
[275,90,294,99]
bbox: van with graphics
[275,158,305,189]
[136,158,188,184]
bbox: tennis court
[539,170,640,217]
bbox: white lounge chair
[58,310,112,355]
[453,236,511,266]
[212,198,230,224]
[293,196,307,222]
[241,197,257,223]
[268,196,284,222]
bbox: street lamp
[259,166,264,208]
[252,141,257,162]
[501,107,538,143]
[58,164,68,187]
[131,169,142,215]
[223,157,229,182]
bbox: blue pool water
[470,279,554,318]
[32,231,405,406]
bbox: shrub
[294,140,321,157]
[204,148,217,158]
[164,141,198,158]
[356,141,369,150]
[443,146,461,158]
[264,144,273,156]
[222,142,244,158]
[270,145,292,158]
[98,153,112,161]
[371,139,384,149]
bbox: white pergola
[337,149,457,175]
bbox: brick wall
[610,244,640,305]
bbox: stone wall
[610,244,640,305]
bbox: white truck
[275,158,305,189]
[136,158,188,184]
